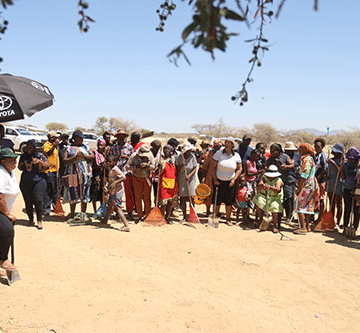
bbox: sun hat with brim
[264,165,281,178]
[330,143,344,154]
[0,148,19,159]
[48,130,60,138]
[137,144,152,158]
[284,141,297,151]
[182,144,196,153]
[115,130,129,137]
[221,137,239,151]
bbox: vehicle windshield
[16,128,33,135]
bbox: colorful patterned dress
[297,156,320,214]
[254,176,284,213]
[62,146,92,204]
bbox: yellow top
[42,141,59,173]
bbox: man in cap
[110,130,135,219]
[42,130,61,215]
[237,134,254,167]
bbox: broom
[143,148,167,226]
[181,151,199,228]
[54,150,65,217]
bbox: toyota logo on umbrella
[0,95,13,111]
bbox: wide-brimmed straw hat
[330,143,344,154]
[264,165,281,178]
[137,144,152,158]
[0,148,18,159]
[284,141,297,151]
[115,129,129,137]
[221,137,239,151]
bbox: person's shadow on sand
[322,230,360,250]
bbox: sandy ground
[2,169,360,333]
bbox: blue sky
[1,1,359,133]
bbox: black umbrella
[0,73,54,123]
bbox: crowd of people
[1,125,360,277]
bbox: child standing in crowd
[244,149,262,207]
[236,175,251,223]
[102,155,130,231]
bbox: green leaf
[182,22,199,41]
[225,9,244,21]
[86,16,95,23]
[193,35,204,48]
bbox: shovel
[207,186,220,228]
[259,192,271,231]
[347,197,357,240]
[7,240,21,286]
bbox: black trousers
[43,172,58,214]
[343,188,360,229]
[0,212,14,262]
[20,178,47,222]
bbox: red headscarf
[299,143,315,161]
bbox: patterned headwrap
[346,147,360,162]
[93,139,106,166]
[213,139,222,147]
[299,143,315,160]
[164,144,174,156]
[97,139,106,146]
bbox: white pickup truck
[4,126,47,153]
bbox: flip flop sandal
[293,229,307,235]
[119,226,130,232]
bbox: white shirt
[0,165,20,212]
[213,148,242,181]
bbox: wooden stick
[155,148,162,208]
[330,152,343,210]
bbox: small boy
[102,155,130,231]
[236,175,251,223]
